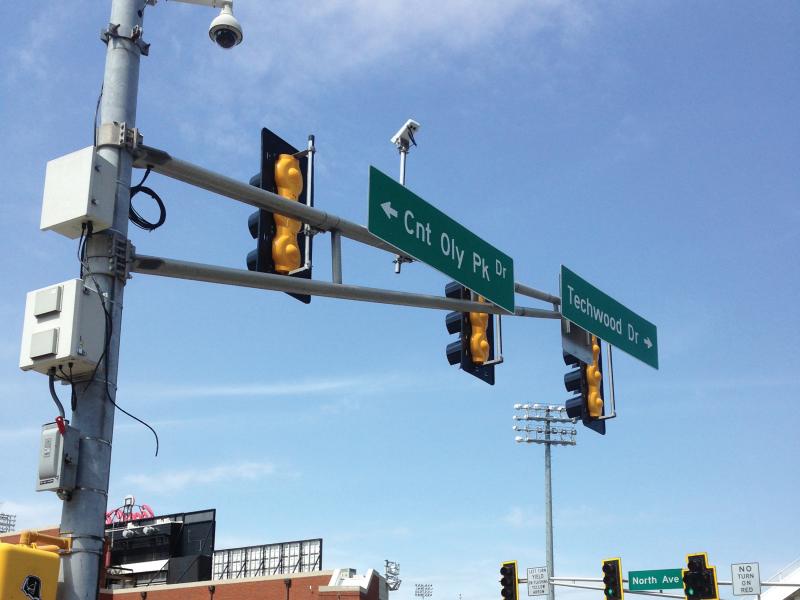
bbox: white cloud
[0,499,62,531]
[232,1,594,95]
[4,3,75,82]
[136,0,597,154]
[503,505,542,529]
[144,376,375,399]
[129,372,442,401]
[122,460,277,493]
[0,426,40,444]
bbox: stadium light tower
[513,403,577,600]
[385,560,402,591]
[0,512,17,534]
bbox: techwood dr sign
[560,265,659,369]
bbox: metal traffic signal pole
[514,405,578,600]
[544,421,555,600]
[58,1,143,598]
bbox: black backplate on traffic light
[562,321,605,435]
[602,558,624,600]
[683,554,718,600]
[445,281,495,385]
[248,127,313,304]
[500,561,518,600]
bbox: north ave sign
[628,569,683,591]
[368,167,515,313]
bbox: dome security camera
[209,2,243,49]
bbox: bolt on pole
[58,1,142,598]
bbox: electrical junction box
[19,279,105,378]
[37,421,80,495]
[40,146,116,239]
[0,542,60,600]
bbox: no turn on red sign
[732,563,761,596]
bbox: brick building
[1,511,388,600]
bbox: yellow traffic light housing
[445,282,496,384]
[563,323,606,434]
[247,127,314,303]
[469,296,490,365]
[586,335,603,418]
[272,153,303,274]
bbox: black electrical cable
[129,167,166,231]
[93,84,103,148]
[59,364,78,412]
[78,227,160,456]
[68,363,77,411]
[48,371,66,421]
[77,223,88,278]
[95,273,160,456]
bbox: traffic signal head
[247,127,313,304]
[499,561,518,600]
[683,553,718,600]
[602,558,624,600]
[444,281,495,385]
[562,332,605,435]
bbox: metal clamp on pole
[96,122,143,152]
[85,234,134,281]
[100,23,151,55]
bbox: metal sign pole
[59,1,143,598]
[544,413,555,600]
[394,140,410,273]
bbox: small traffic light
[683,553,718,600]
[445,281,495,385]
[247,127,313,304]
[563,332,605,435]
[499,560,518,600]
[602,558,624,600]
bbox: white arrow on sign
[644,337,653,349]
[381,201,398,219]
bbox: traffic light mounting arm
[130,144,562,317]
[600,341,617,420]
[288,135,316,276]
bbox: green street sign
[368,167,515,313]
[629,569,683,591]
[560,265,659,369]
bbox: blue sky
[1,1,799,598]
